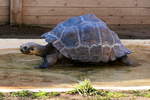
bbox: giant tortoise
[20,14,132,68]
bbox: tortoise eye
[23,46,27,50]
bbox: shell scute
[100,26,114,45]
[61,27,79,48]
[89,45,102,62]
[62,16,83,27]
[102,46,111,62]
[78,23,101,46]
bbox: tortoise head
[20,42,45,56]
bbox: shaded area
[0,45,149,88]
[0,24,150,39]
[0,25,50,39]
[109,24,150,39]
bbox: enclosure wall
[22,0,150,25]
[0,0,9,24]
[0,0,150,25]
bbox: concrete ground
[0,24,149,93]
[0,39,149,89]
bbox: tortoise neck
[39,43,57,57]
[35,44,47,57]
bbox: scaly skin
[20,42,63,68]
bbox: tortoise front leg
[120,55,133,66]
[34,54,58,69]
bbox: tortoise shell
[42,14,131,62]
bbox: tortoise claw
[121,56,133,66]
[34,63,49,69]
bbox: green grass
[10,90,60,99]
[67,79,127,98]
[32,91,60,98]
[1,88,150,99]
[2,80,150,99]
[48,92,60,97]
[106,91,127,98]
[10,90,32,97]
[67,79,105,96]
[0,92,4,100]
[32,91,49,98]
[132,90,150,98]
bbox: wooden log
[10,0,23,24]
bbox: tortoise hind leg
[120,55,133,66]
[34,54,58,69]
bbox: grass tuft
[106,91,127,98]
[32,91,60,98]
[67,79,106,96]
[48,92,60,97]
[10,90,32,97]
[67,79,127,98]
[32,91,49,98]
[0,92,4,100]
[132,90,150,98]
[10,90,60,99]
